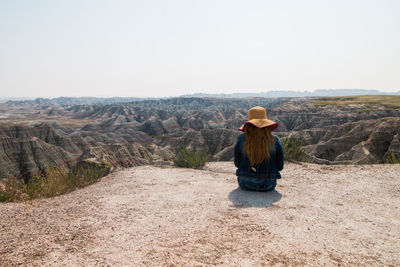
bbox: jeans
[237,176,276,192]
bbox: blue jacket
[234,134,284,179]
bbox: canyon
[0,96,399,180]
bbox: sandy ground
[0,162,399,266]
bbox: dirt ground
[1,162,399,266]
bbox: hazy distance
[1,0,399,98]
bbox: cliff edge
[1,162,399,266]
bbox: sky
[0,0,399,98]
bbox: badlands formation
[1,96,399,265]
[0,96,400,180]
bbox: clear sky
[0,0,399,98]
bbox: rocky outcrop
[201,129,240,155]
[385,133,400,162]
[161,117,182,135]
[1,96,399,180]
[295,118,400,164]
[0,124,168,181]
[0,125,83,180]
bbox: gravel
[1,162,399,266]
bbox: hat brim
[238,119,279,132]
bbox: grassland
[311,95,400,109]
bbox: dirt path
[1,162,399,266]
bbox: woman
[234,106,284,191]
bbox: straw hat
[238,106,278,131]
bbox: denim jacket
[234,134,284,179]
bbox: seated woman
[234,106,284,191]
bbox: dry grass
[0,163,111,202]
[311,95,400,109]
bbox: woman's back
[234,133,284,179]
[234,106,284,191]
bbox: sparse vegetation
[311,95,400,109]
[385,152,400,164]
[0,178,23,202]
[0,162,111,202]
[282,138,305,162]
[173,146,210,169]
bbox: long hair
[244,124,275,166]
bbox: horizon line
[1,88,400,100]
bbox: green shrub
[0,191,10,202]
[173,146,210,169]
[281,138,305,162]
[385,152,400,164]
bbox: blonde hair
[244,124,275,166]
